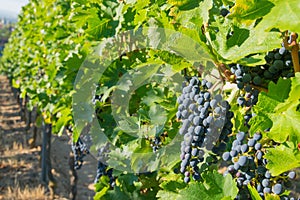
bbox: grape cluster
[94,143,115,187]
[230,64,260,107]
[222,132,296,199]
[264,47,294,79]
[176,77,233,183]
[71,138,90,170]
[230,46,296,108]
[146,132,168,152]
[230,47,294,88]
[94,161,115,187]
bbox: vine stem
[291,33,300,73]
[216,63,233,81]
[283,32,300,73]
[250,84,268,93]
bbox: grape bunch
[229,46,296,108]
[264,47,294,80]
[230,47,294,88]
[229,64,260,107]
[222,132,297,199]
[94,161,115,187]
[71,138,90,170]
[94,143,115,187]
[176,77,234,183]
[146,132,168,152]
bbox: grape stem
[283,32,300,73]
[250,84,268,93]
[216,63,232,81]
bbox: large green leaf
[229,0,274,22]
[265,142,300,176]
[260,0,300,32]
[157,171,238,200]
[230,0,300,33]
[249,78,291,136]
[206,17,280,64]
[268,73,300,143]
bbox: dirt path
[0,75,96,200]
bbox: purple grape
[254,142,262,150]
[272,183,282,195]
[236,132,245,141]
[253,133,262,141]
[184,176,190,183]
[222,152,231,161]
[263,187,271,193]
[238,156,248,166]
[240,144,249,153]
[262,178,270,187]
[288,171,296,179]
[247,139,256,147]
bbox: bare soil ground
[0,75,97,200]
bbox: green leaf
[268,105,300,142]
[199,0,213,24]
[160,135,181,169]
[267,78,292,102]
[265,193,281,200]
[226,26,250,48]
[178,172,238,200]
[101,186,132,200]
[249,78,291,136]
[149,104,167,125]
[247,184,263,200]
[159,179,186,192]
[134,9,147,26]
[249,93,277,134]
[157,190,180,199]
[53,107,72,136]
[268,74,300,143]
[94,186,110,200]
[265,142,300,176]
[229,0,274,22]
[167,0,201,10]
[249,114,272,135]
[157,171,238,200]
[86,17,111,39]
[206,17,280,64]
[259,0,300,33]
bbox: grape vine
[1,0,300,200]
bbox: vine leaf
[157,171,238,200]
[265,193,281,200]
[226,26,249,48]
[206,16,280,65]
[265,142,300,176]
[249,78,291,136]
[259,0,300,33]
[268,106,300,143]
[229,0,274,23]
[247,184,263,200]
[268,73,300,143]
[230,0,300,33]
